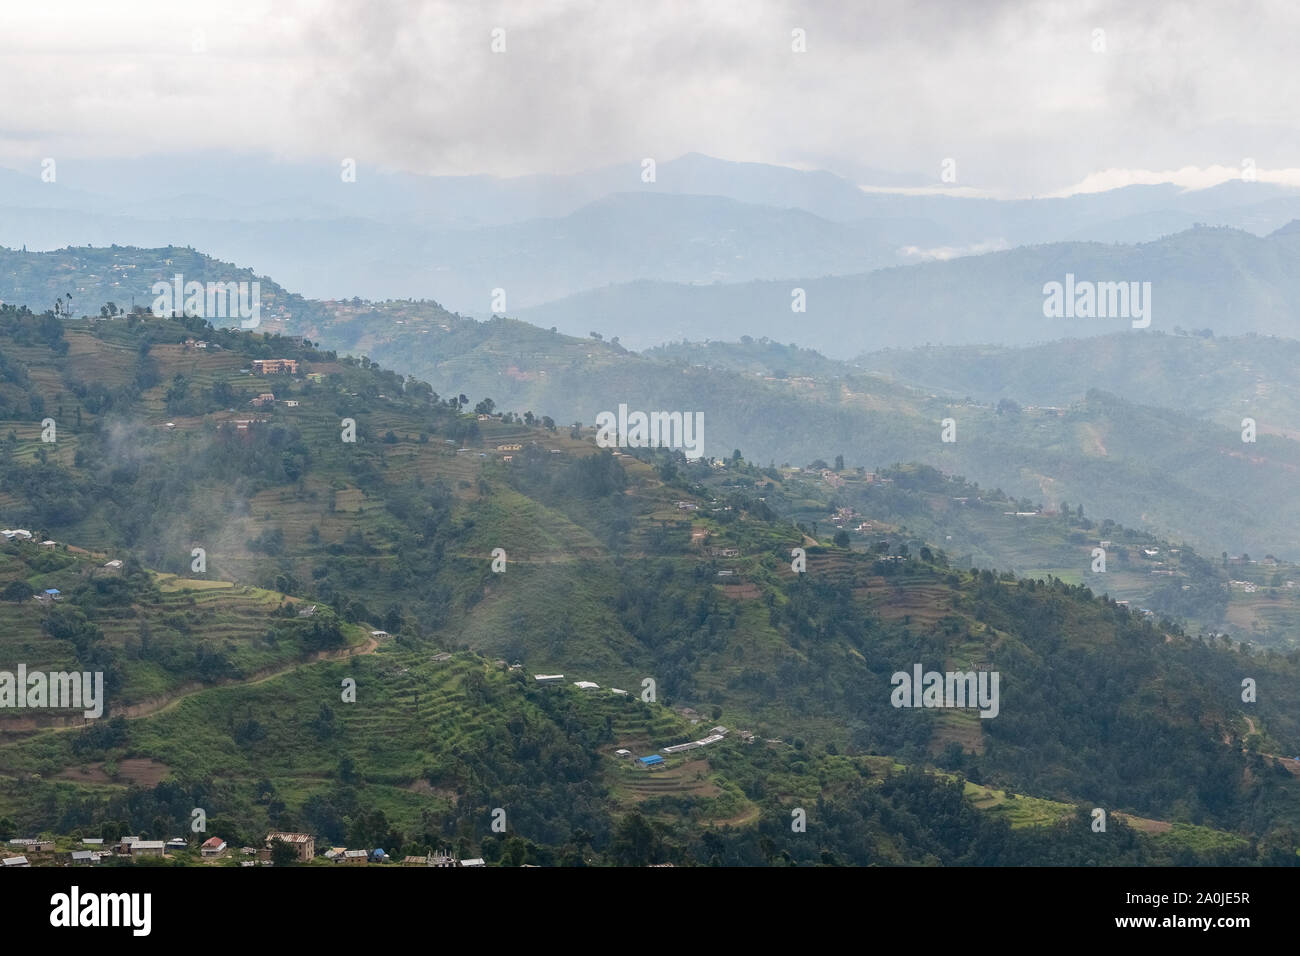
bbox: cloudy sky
[2,0,1299,196]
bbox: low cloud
[898,240,1012,262]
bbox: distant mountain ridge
[6,244,1300,560]
[4,152,1300,310]
[517,222,1300,353]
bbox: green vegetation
[0,294,1297,866]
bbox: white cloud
[898,240,1012,261]
[0,0,1298,195]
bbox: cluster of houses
[2,834,227,867]
[662,727,728,755]
[1,536,125,605]
[533,674,630,697]
[617,725,755,770]
[532,674,757,771]
[2,832,330,868]
[248,391,301,409]
[325,847,486,867]
[252,358,299,376]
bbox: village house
[283,400,300,408]
[201,837,228,858]
[2,856,29,867]
[129,840,166,858]
[251,392,276,407]
[9,838,54,853]
[266,832,315,861]
[252,358,298,375]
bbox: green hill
[0,304,1298,865]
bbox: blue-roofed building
[638,754,664,767]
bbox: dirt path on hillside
[124,636,381,722]
[1238,715,1299,775]
[0,637,379,734]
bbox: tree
[834,454,844,471]
[611,811,662,865]
[833,530,851,548]
[474,398,496,416]
[269,838,299,866]
[1,580,31,603]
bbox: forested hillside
[0,303,1297,865]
